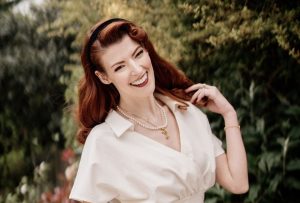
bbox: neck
[118,95,160,120]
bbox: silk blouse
[69,94,224,203]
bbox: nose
[128,59,143,75]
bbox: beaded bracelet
[224,125,240,130]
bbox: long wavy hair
[77,19,198,144]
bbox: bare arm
[185,84,249,194]
[215,110,248,193]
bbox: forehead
[100,35,140,68]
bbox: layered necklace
[116,100,169,139]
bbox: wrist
[222,109,237,119]
[223,110,239,126]
[224,125,240,130]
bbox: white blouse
[69,94,224,203]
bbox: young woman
[69,18,248,203]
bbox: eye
[114,65,125,72]
[135,49,144,58]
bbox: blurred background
[0,0,299,202]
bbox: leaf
[285,105,300,116]
[247,184,261,202]
[268,174,282,192]
[287,159,300,171]
[205,197,218,203]
[258,152,282,173]
[285,177,300,190]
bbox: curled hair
[77,19,197,144]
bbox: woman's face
[96,35,155,100]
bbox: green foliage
[177,0,300,202]
[0,0,22,11]
[0,1,71,200]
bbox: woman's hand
[185,83,235,117]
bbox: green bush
[178,1,300,202]
[0,1,72,200]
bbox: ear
[95,71,111,85]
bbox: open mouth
[130,72,148,87]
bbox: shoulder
[186,103,209,120]
[70,123,120,202]
[85,122,115,144]
[80,122,117,160]
[180,103,212,133]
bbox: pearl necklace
[116,101,169,139]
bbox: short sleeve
[69,126,119,203]
[189,104,225,158]
[211,134,225,157]
[189,104,225,157]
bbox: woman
[69,18,248,203]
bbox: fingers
[185,83,207,93]
[190,87,208,104]
[196,90,207,103]
[186,83,218,105]
[190,88,201,103]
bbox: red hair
[77,19,198,144]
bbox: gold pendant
[160,128,169,139]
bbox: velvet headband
[86,18,127,68]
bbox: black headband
[86,18,127,68]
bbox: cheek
[110,72,131,88]
[147,59,153,69]
[144,56,155,84]
[143,53,153,69]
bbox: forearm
[223,110,248,191]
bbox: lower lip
[131,74,148,87]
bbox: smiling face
[95,35,155,101]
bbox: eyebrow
[110,45,142,69]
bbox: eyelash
[114,49,144,72]
[135,49,143,58]
[115,65,125,72]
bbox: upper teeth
[131,73,147,85]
